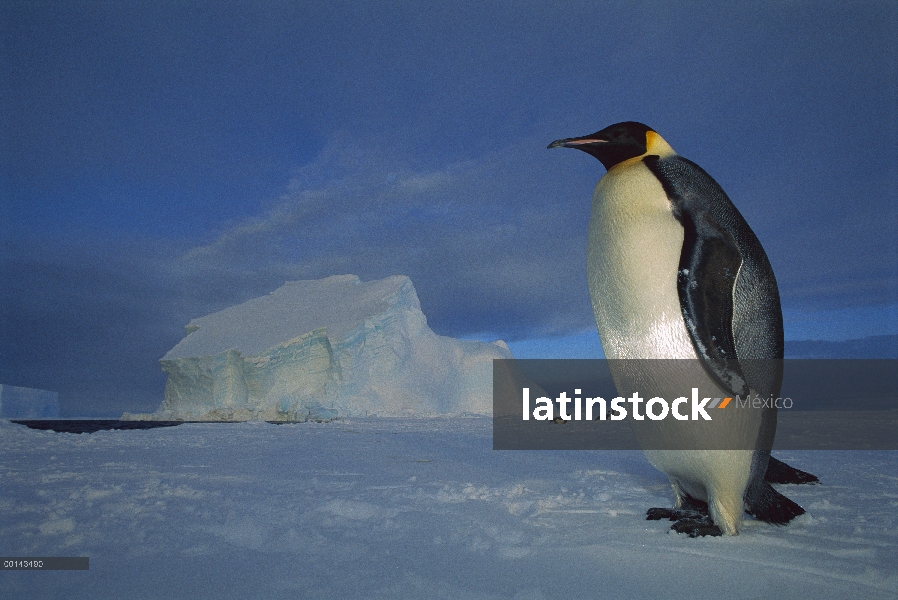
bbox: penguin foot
[764,456,819,485]
[671,517,723,538]
[746,482,806,525]
[647,508,723,537]
[646,507,707,521]
[647,495,709,521]
[647,497,722,536]
[645,507,671,520]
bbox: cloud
[0,235,182,416]
[3,132,895,417]
[178,134,598,340]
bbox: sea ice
[127,275,511,421]
[3,418,895,599]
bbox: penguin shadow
[646,456,819,537]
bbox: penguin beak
[547,136,608,149]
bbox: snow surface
[2,417,896,599]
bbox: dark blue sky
[2,2,896,416]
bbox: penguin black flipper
[643,155,751,397]
[644,154,818,490]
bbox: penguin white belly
[586,158,757,534]
[587,158,693,360]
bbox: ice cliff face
[132,275,511,421]
[0,384,60,418]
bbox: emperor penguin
[548,122,816,536]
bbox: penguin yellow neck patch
[646,131,676,158]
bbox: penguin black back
[643,154,785,398]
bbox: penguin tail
[764,456,819,485]
[746,482,805,525]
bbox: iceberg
[0,384,60,418]
[127,275,512,421]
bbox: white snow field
[1,417,895,599]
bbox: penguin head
[548,121,674,171]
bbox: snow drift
[127,275,511,421]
